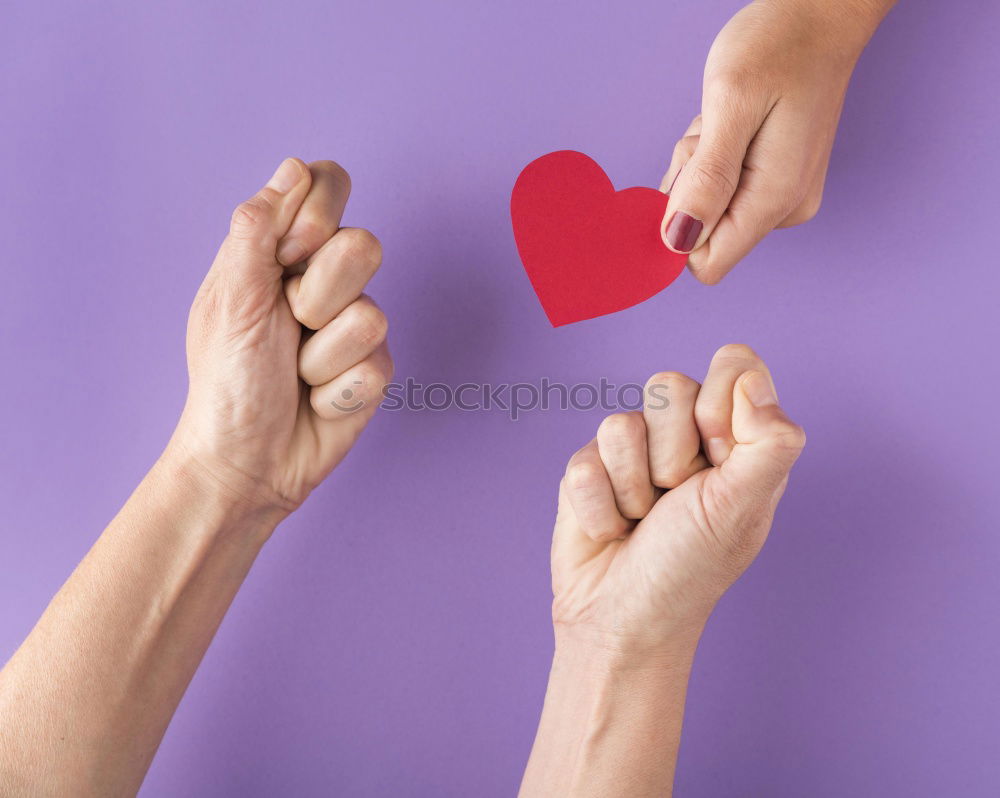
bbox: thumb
[550,474,611,592]
[661,88,765,256]
[719,370,806,498]
[221,157,312,278]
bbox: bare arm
[521,346,806,796]
[0,157,392,796]
[0,457,281,795]
[521,636,698,796]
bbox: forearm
[0,451,283,795]
[759,0,896,55]
[519,632,701,798]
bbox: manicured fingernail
[267,158,302,194]
[706,437,731,465]
[664,211,702,253]
[742,370,778,407]
[277,238,306,265]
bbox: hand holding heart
[659,0,891,284]
[513,1,891,323]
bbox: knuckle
[712,343,759,364]
[347,301,389,348]
[644,371,697,413]
[229,193,276,236]
[370,356,393,387]
[355,360,384,387]
[339,228,382,272]
[313,381,361,420]
[345,362,388,405]
[597,412,644,449]
[645,370,696,393]
[773,422,807,455]
[565,461,605,495]
[688,153,740,197]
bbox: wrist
[553,621,703,678]
[757,0,892,57]
[152,447,289,545]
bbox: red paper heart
[511,150,686,326]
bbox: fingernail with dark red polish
[664,212,702,253]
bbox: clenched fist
[552,344,805,656]
[169,158,392,516]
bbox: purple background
[2,0,999,795]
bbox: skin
[661,0,897,284]
[520,345,806,797]
[0,158,391,796]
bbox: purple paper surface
[2,1,999,795]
